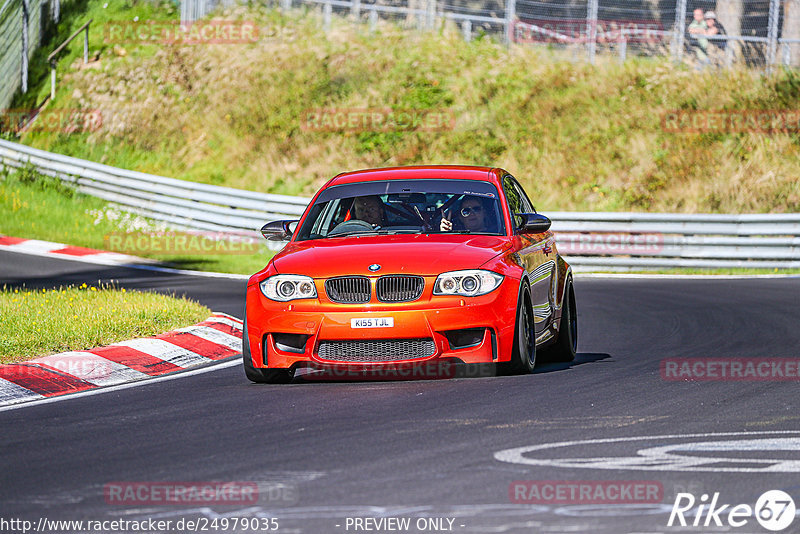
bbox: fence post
[369,7,377,33]
[323,0,332,32]
[782,42,791,65]
[726,39,735,67]
[586,0,598,63]
[766,0,780,69]
[673,0,687,61]
[53,0,60,23]
[50,62,56,100]
[462,19,471,41]
[351,0,361,19]
[426,0,436,30]
[504,0,516,44]
[83,25,89,64]
[21,0,29,94]
[618,35,626,63]
[281,0,292,11]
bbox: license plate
[350,317,394,329]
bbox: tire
[242,316,292,384]
[542,278,577,363]
[504,283,536,375]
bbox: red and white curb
[0,235,159,266]
[0,235,249,280]
[0,313,243,407]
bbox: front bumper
[245,276,520,370]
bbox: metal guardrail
[2,138,800,270]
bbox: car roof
[327,166,502,187]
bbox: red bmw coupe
[243,166,577,383]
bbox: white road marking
[494,431,800,473]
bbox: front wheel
[504,283,536,375]
[541,278,577,363]
[242,316,292,384]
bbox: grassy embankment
[0,283,210,363]
[3,1,800,276]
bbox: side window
[512,179,535,213]
[503,174,530,230]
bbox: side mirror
[261,220,298,242]
[516,213,551,234]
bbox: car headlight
[433,270,503,297]
[260,275,317,301]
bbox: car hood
[272,235,511,277]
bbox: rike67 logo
[668,490,796,531]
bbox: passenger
[439,196,494,233]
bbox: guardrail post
[351,0,361,20]
[504,0,516,44]
[782,42,791,65]
[281,0,291,11]
[462,19,471,41]
[586,0,598,63]
[618,35,626,63]
[672,0,687,61]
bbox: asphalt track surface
[2,249,800,534]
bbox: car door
[501,173,557,338]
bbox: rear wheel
[505,283,536,375]
[542,278,577,363]
[242,316,292,384]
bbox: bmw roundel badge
[368,264,381,272]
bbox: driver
[352,195,386,227]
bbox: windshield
[294,179,506,241]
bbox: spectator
[687,8,709,65]
[704,11,727,51]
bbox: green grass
[0,282,210,363]
[10,2,800,215]
[0,168,275,275]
